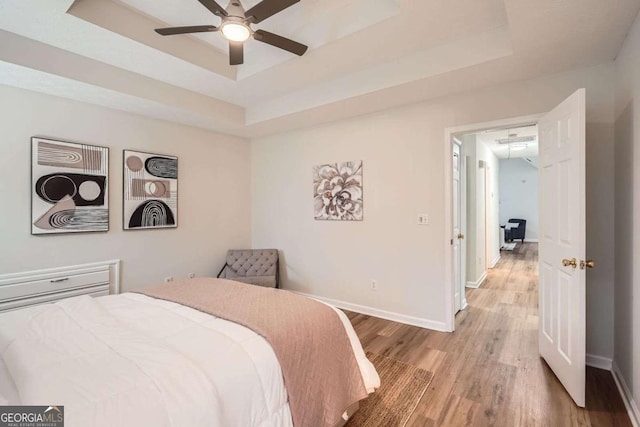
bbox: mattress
[0,292,379,427]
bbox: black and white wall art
[31,137,109,234]
[123,150,178,230]
[313,160,363,221]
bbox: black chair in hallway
[505,219,527,243]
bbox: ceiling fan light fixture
[221,22,251,42]
[155,0,307,65]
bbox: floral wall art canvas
[313,160,363,221]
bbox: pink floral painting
[313,160,363,221]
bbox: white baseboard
[461,299,468,311]
[466,271,487,289]
[612,361,640,427]
[524,238,539,243]
[490,254,501,269]
[292,291,450,332]
[586,354,612,370]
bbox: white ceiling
[477,125,539,159]
[119,0,401,79]
[0,0,638,138]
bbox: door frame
[443,113,543,332]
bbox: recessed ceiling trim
[0,61,244,134]
[0,0,243,105]
[1,0,637,139]
[68,0,236,80]
[0,30,245,128]
[246,26,513,124]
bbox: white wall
[614,11,640,418]
[499,158,539,241]
[585,122,615,362]
[463,135,479,284]
[252,62,616,355]
[464,134,500,286]
[0,85,252,292]
[477,136,501,269]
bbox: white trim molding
[292,291,450,332]
[524,238,539,243]
[612,362,640,427]
[585,354,612,370]
[466,271,487,289]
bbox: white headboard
[0,260,120,313]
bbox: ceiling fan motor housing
[226,1,247,19]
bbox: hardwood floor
[346,243,631,426]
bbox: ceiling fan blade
[155,25,217,36]
[245,0,299,23]
[197,0,228,17]
[253,30,307,56]
[229,41,244,65]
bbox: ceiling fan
[155,0,308,66]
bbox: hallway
[347,243,631,426]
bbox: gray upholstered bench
[217,249,280,288]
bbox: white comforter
[0,293,379,427]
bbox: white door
[452,143,465,312]
[485,165,492,270]
[538,89,588,407]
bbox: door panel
[558,159,573,245]
[558,269,572,362]
[540,261,554,341]
[538,88,586,407]
[453,143,462,312]
[541,163,556,241]
[485,167,492,269]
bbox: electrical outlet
[164,276,174,283]
[188,273,196,279]
[371,280,377,291]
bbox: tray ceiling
[0,0,638,138]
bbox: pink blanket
[138,278,368,426]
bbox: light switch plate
[418,214,429,225]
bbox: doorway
[445,113,543,330]
[444,89,589,408]
[451,123,539,313]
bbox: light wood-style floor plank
[346,243,631,426]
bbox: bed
[0,279,379,427]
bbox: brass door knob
[580,260,596,269]
[457,233,465,240]
[562,258,577,268]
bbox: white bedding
[0,293,379,427]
